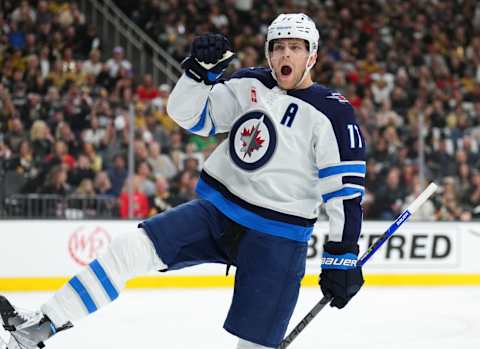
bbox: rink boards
[0,220,479,290]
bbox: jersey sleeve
[314,99,366,244]
[166,74,242,136]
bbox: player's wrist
[323,241,359,256]
[181,57,226,85]
[181,57,208,83]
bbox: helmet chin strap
[267,54,277,81]
[268,53,315,90]
[292,54,315,90]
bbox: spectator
[148,175,174,215]
[427,137,456,180]
[55,121,81,157]
[36,1,52,25]
[73,178,96,197]
[69,178,97,217]
[82,115,106,149]
[0,140,12,165]
[5,117,26,152]
[370,64,395,105]
[7,21,25,50]
[144,111,171,149]
[177,142,203,171]
[107,154,127,196]
[133,139,149,163]
[105,46,132,79]
[6,138,37,181]
[82,142,102,173]
[436,177,466,221]
[136,74,159,101]
[135,160,155,197]
[11,1,36,28]
[78,25,101,59]
[118,176,150,218]
[402,180,435,221]
[170,170,198,205]
[23,33,37,56]
[40,165,70,195]
[81,49,102,77]
[372,167,406,220]
[94,171,115,197]
[30,120,52,163]
[167,129,186,169]
[68,154,95,188]
[101,117,128,162]
[147,141,177,179]
[38,46,50,78]
[45,140,76,170]
[469,171,480,219]
[239,45,258,67]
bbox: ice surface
[1,287,479,349]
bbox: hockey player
[0,13,366,349]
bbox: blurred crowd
[0,0,205,218]
[1,0,480,221]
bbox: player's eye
[290,44,303,51]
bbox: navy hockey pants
[140,199,307,348]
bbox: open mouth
[280,65,292,76]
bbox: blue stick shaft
[277,183,438,349]
[359,182,438,266]
[358,210,412,267]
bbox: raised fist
[181,33,235,84]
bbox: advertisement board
[1,220,479,290]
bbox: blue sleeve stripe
[89,259,119,301]
[318,163,366,178]
[68,276,97,313]
[322,186,364,203]
[188,101,209,132]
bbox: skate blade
[0,296,16,331]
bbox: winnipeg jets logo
[229,111,277,171]
[240,116,265,158]
[326,92,350,104]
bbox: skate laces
[10,309,44,331]
[5,309,48,349]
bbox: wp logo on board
[68,226,111,266]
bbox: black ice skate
[0,295,72,349]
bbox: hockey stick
[277,182,438,349]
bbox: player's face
[269,38,315,90]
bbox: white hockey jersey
[167,68,366,243]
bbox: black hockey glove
[181,33,235,85]
[319,241,364,309]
